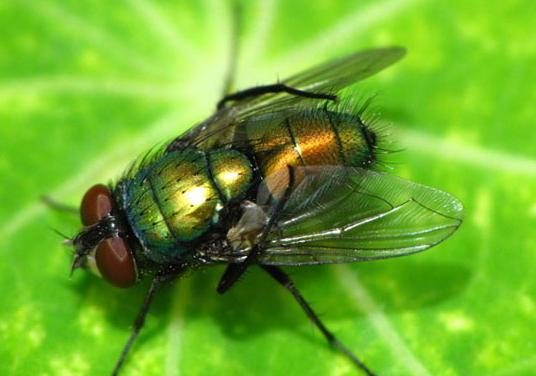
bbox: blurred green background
[1,0,535,375]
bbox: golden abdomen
[243,109,377,194]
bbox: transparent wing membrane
[258,166,463,265]
[280,47,406,99]
[182,47,405,149]
[235,47,406,118]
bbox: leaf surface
[1,1,535,375]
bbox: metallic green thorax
[120,109,376,264]
[123,147,252,263]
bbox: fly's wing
[181,47,406,150]
[256,166,463,265]
[236,47,406,118]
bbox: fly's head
[70,184,138,288]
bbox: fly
[61,45,463,376]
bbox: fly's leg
[221,2,242,96]
[217,4,337,108]
[110,277,159,376]
[261,265,376,376]
[111,267,185,376]
[217,84,338,110]
[217,166,296,294]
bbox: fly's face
[72,184,138,288]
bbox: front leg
[110,266,186,376]
[217,262,248,294]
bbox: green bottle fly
[68,47,463,376]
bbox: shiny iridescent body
[117,109,376,265]
[70,47,463,376]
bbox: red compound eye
[95,237,137,288]
[80,184,113,226]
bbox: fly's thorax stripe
[208,149,253,202]
[204,151,227,203]
[126,174,174,257]
[125,148,226,263]
[150,150,219,242]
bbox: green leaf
[1,1,535,375]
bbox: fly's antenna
[221,1,243,96]
[49,226,74,246]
